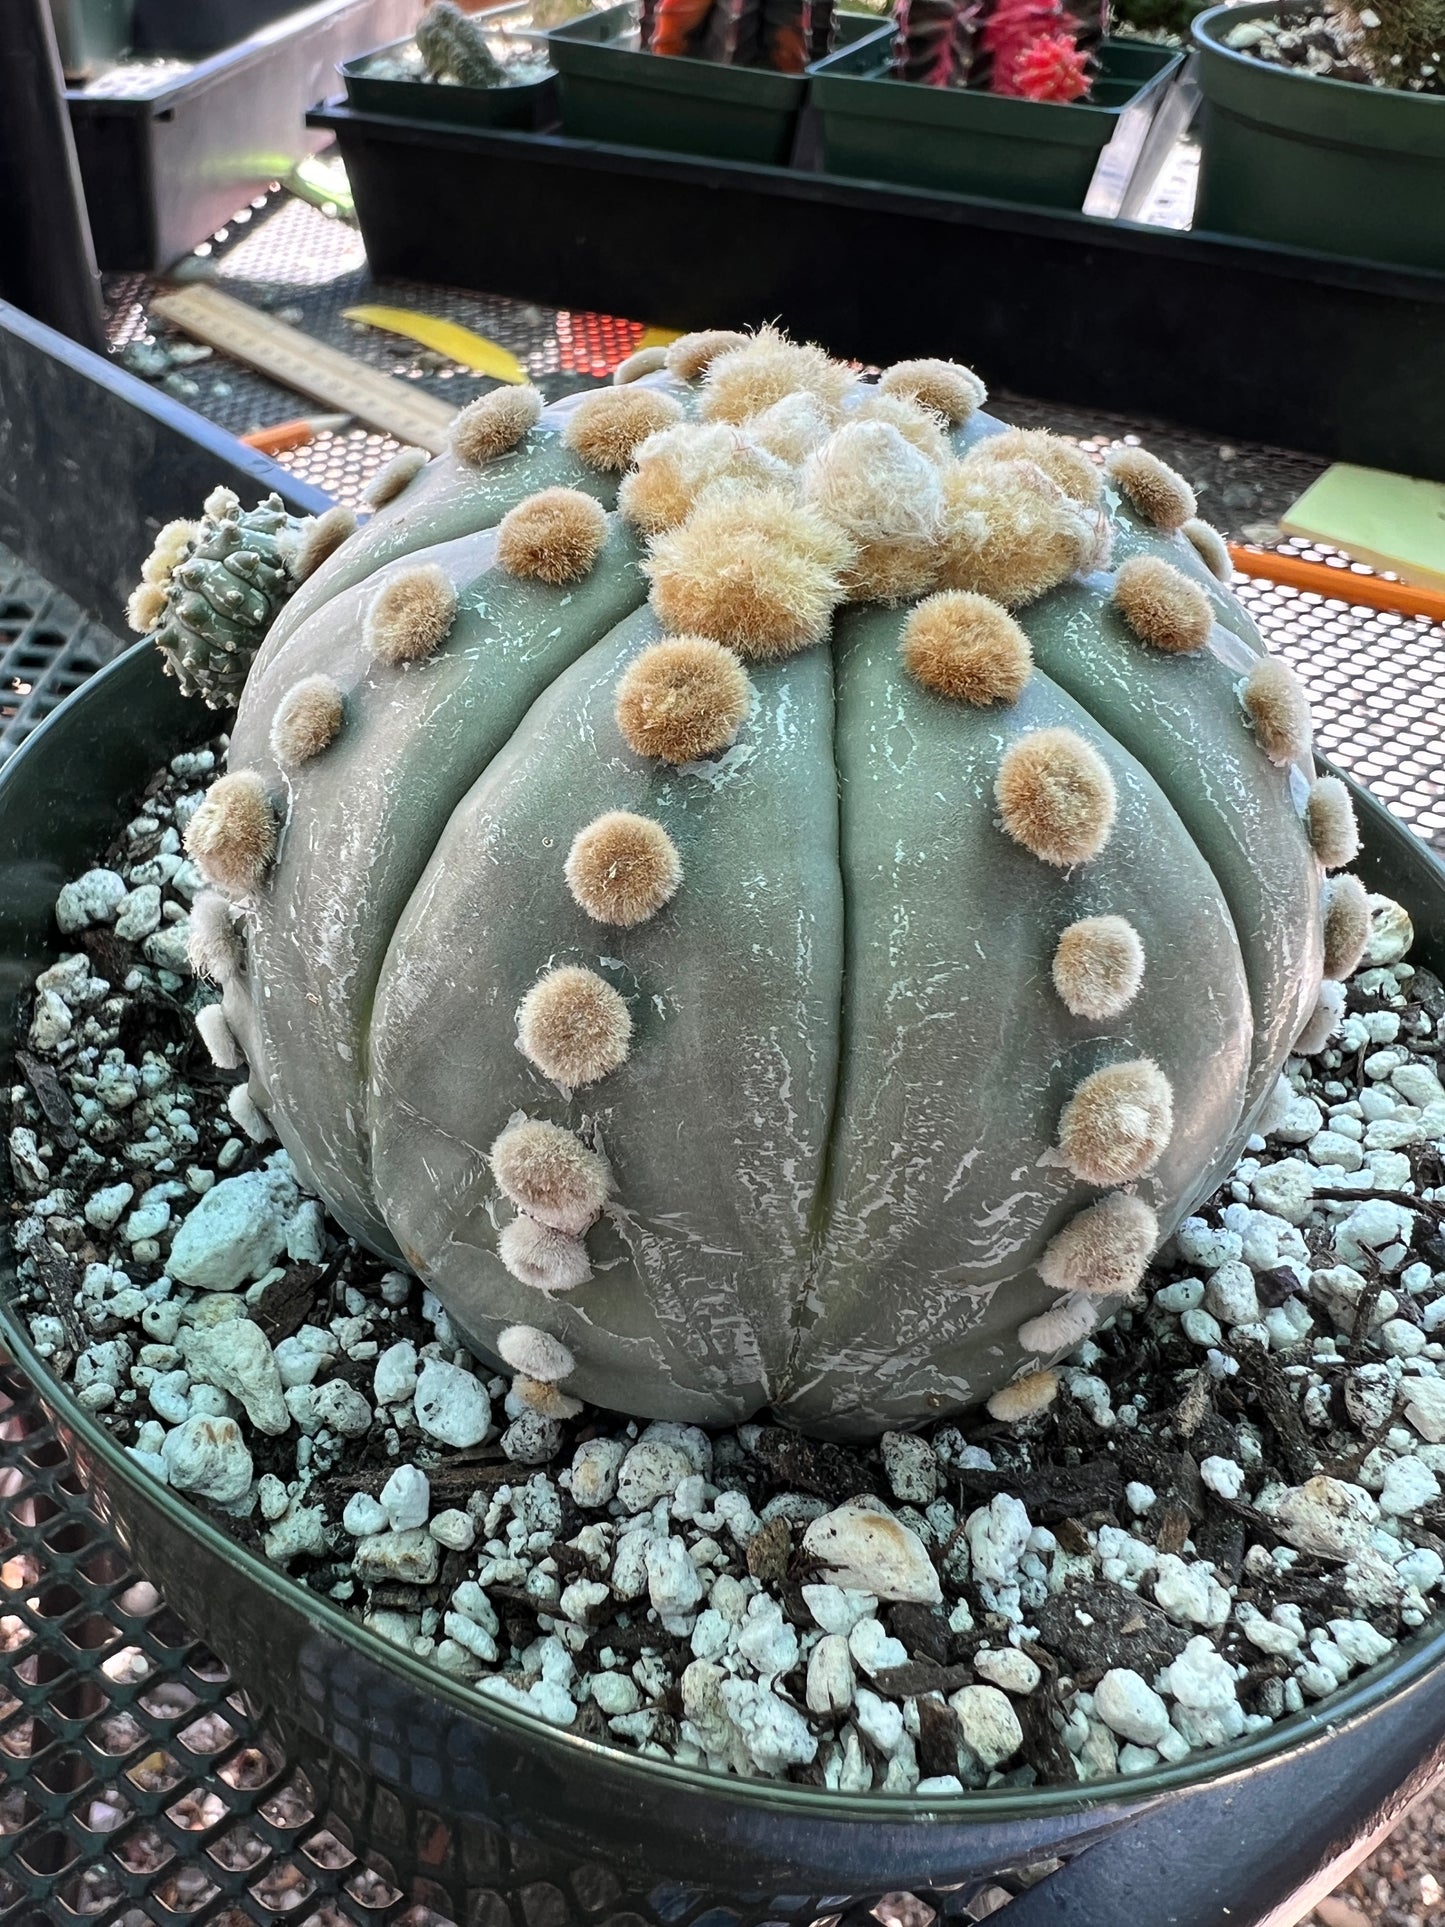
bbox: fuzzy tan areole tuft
[901,591,1032,707]
[563,387,684,472]
[497,1324,577,1381]
[1038,1192,1159,1298]
[612,346,671,385]
[498,1218,592,1293]
[489,1119,611,1233]
[877,357,986,423]
[1051,915,1145,1019]
[1242,656,1312,767]
[937,459,1094,608]
[186,891,242,985]
[615,636,752,764]
[291,506,357,584]
[1322,873,1371,981]
[995,728,1117,868]
[365,564,458,667]
[748,392,834,466]
[363,446,429,510]
[1058,1059,1174,1186]
[1113,554,1213,655]
[512,1375,584,1419]
[1017,1295,1098,1356]
[645,487,853,660]
[665,329,751,383]
[618,423,790,537]
[801,421,943,604]
[1305,775,1360,870]
[1295,978,1345,1054]
[1182,518,1232,582]
[850,391,952,466]
[699,326,856,426]
[565,812,682,928]
[518,965,633,1086]
[126,581,168,634]
[497,487,609,584]
[1104,444,1197,531]
[270,674,344,767]
[968,428,1101,506]
[450,386,542,467]
[195,1002,243,1071]
[184,771,277,897]
[986,1369,1060,1422]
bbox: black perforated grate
[0,551,121,767]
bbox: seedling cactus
[135,329,1350,1437]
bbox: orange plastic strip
[1227,544,1445,624]
[240,420,317,454]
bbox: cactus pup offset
[130,328,1366,1439]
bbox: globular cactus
[173,328,1352,1439]
[127,489,353,710]
[415,0,509,86]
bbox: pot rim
[5,637,1445,1822]
[1193,0,1445,107]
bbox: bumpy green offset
[414,0,508,85]
[162,330,1351,1438]
[128,489,317,709]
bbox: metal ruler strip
[150,287,460,453]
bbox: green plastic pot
[47,0,134,77]
[1193,1,1445,273]
[807,35,1182,208]
[3,638,1445,1922]
[548,4,888,164]
[341,4,558,132]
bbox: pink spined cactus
[1006,26,1092,97]
[979,0,1062,87]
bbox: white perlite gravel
[9,745,1445,1793]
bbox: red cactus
[1007,27,1091,97]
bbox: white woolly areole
[1018,1295,1098,1357]
[612,346,670,384]
[987,1370,1060,1422]
[1255,1073,1296,1139]
[498,1217,592,1294]
[186,891,240,985]
[1294,978,1346,1055]
[748,392,835,466]
[227,1083,273,1144]
[800,421,942,545]
[497,1324,576,1383]
[195,1003,242,1071]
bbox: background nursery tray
[547,5,888,166]
[64,0,416,270]
[807,35,1181,210]
[305,99,1445,485]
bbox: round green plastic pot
[4,641,1445,1921]
[1193,0,1445,273]
[548,5,888,165]
[341,14,559,134]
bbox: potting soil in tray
[8,742,1445,1793]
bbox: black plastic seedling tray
[65,0,416,269]
[308,97,1445,484]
